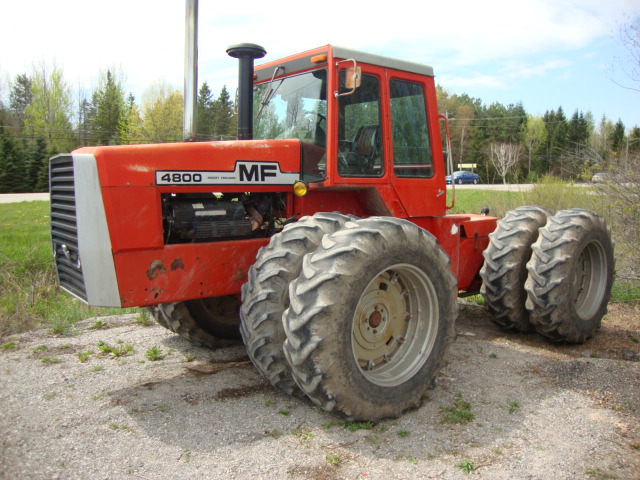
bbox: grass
[0,201,141,338]
[440,393,475,424]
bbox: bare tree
[490,142,520,184]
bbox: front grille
[50,155,88,302]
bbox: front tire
[240,213,354,395]
[480,206,552,332]
[525,209,614,343]
[283,217,457,421]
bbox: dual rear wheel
[480,207,614,343]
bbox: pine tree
[92,70,126,145]
[197,82,215,140]
[213,85,235,139]
[9,73,32,135]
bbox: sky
[1,0,639,129]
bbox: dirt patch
[1,305,639,479]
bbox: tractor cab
[250,45,450,219]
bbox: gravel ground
[1,303,639,480]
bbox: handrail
[439,114,455,210]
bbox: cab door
[386,72,448,218]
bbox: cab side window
[337,73,384,177]
[390,80,432,178]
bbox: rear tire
[240,212,354,396]
[283,217,457,421]
[480,206,552,332]
[525,209,614,343]
[147,301,239,349]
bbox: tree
[140,79,183,143]
[521,115,547,179]
[118,93,143,144]
[9,73,32,135]
[489,142,520,184]
[197,82,215,139]
[24,61,75,153]
[213,85,235,139]
[92,69,126,145]
[611,119,626,154]
[0,126,25,193]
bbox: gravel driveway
[1,303,639,479]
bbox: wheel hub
[351,264,439,387]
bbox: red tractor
[50,44,614,421]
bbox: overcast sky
[1,0,639,128]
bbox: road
[0,193,50,204]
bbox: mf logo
[238,163,278,182]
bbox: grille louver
[50,155,88,302]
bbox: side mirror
[335,59,361,97]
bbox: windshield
[253,69,327,147]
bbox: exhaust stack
[226,43,266,140]
[183,0,198,141]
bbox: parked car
[446,170,480,185]
[591,172,625,183]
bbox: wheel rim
[351,264,439,387]
[572,240,608,320]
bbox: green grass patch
[0,201,141,338]
[440,393,475,424]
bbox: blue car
[446,170,480,185]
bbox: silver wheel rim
[351,264,439,387]
[573,240,608,320]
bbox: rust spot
[233,268,245,283]
[171,258,185,271]
[147,260,166,280]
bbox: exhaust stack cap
[227,43,267,140]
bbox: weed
[108,423,132,432]
[320,421,334,430]
[91,392,109,401]
[182,353,195,363]
[97,341,134,358]
[364,435,379,445]
[325,453,341,465]
[277,407,290,416]
[407,456,418,464]
[90,365,104,372]
[631,443,640,450]
[440,393,475,424]
[489,353,498,359]
[41,356,60,364]
[339,420,374,432]
[590,353,601,359]
[508,401,520,414]
[458,460,475,474]
[2,342,16,350]
[32,345,47,352]
[291,429,313,440]
[263,397,272,407]
[397,429,410,437]
[631,337,639,344]
[43,391,58,400]
[264,429,283,438]
[89,319,108,330]
[77,350,94,363]
[134,310,153,327]
[376,423,389,432]
[144,346,164,361]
